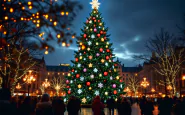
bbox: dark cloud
[45,0,185,67]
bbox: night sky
[45,0,185,67]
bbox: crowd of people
[1,88,185,115]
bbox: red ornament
[97,34,101,37]
[104,32,106,34]
[68,90,71,94]
[76,74,80,78]
[100,31,103,34]
[98,20,100,22]
[104,37,107,40]
[99,48,103,52]
[94,20,96,22]
[66,80,69,84]
[113,90,117,94]
[75,58,78,62]
[106,49,110,52]
[83,34,87,38]
[106,56,109,60]
[120,79,123,83]
[104,80,107,82]
[66,86,70,88]
[93,17,96,20]
[94,24,96,27]
[86,20,89,23]
[104,72,108,76]
[72,69,74,72]
[86,82,90,86]
[114,64,118,66]
[84,52,86,54]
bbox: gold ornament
[80,56,82,60]
[99,74,102,77]
[105,45,108,48]
[116,76,119,80]
[89,87,92,90]
[96,42,99,45]
[78,84,82,88]
[90,28,93,31]
[82,45,86,50]
[107,42,109,45]
[101,59,105,63]
[87,48,90,51]
[109,59,111,62]
[79,42,82,45]
[105,92,108,95]
[89,56,93,60]
[68,73,71,76]
[114,69,117,72]
[89,63,93,68]
[99,23,102,26]
[101,38,104,42]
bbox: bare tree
[0,38,40,94]
[127,74,140,97]
[50,77,66,96]
[39,85,45,95]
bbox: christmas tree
[64,0,125,104]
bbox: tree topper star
[90,0,100,9]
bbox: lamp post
[23,70,36,96]
[42,78,50,93]
[141,77,149,96]
[16,83,21,90]
[180,75,185,98]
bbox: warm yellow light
[61,11,65,15]
[96,42,99,45]
[81,45,86,50]
[21,17,24,20]
[89,87,92,90]
[66,12,69,15]
[57,34,61,38]
[36,24,40,27]
[101,59,105,63]
[10,8,13,13]
[29,6,32,10]
[101,38,104,42]
[62,42,66,47]
[87,48,90,51]
[79,42,82,45]
[3,31,7,35]
[45,15,49,19]
[79,56,82,60]
[45,50,48,55]
[37,20,40,23]
[68,73,71,76]
[72,35,75,39]
[182,75,185,80]
[78,84,82,88]
[53,21,57,26]
[22,7,25,10]
[4,16,8,20]
[28,1,32,5]
[116,76,119,80]
[89,63,93,68]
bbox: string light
[61,11,65,15]
[10,8,14,13]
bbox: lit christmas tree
[64,0,125,104]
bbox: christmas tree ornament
[101,38,104,42]
[66,86,70,88]
[98,20,100,22]
[101,59,105,63]
[86,20,89,23]
[84,52,86,54]
[88,41,92,45]
[89,56,93,60]
[68,90,71,94]
[66,80,69,84]
[96,53,100,56]
[99,74,102,77]
[97,34,101,37]
[106,56,109,60]
[78,84,82,88]
[70,80,73,84]
[72,69,74,72]
[93,68,98,72]
[90,74,94,79]
[114,69,117,72]
[99,23,102,26]
[96,42,99,45]
[83,68,87,72]
[105,92,108,95]
[82,98,87,103]
[68,73,71,76]
[106,49,110,52]
[105,62,108,66]
[98,83,103,88]
[106,45,108,48]
[99,48,103,52]
[86,82,91,86]
[82,45,86,50]
[113,90,117,94]
[90,28,93,31]
[94,20,97,22]
[84,34,87,38]
[120,84,123,88]
[116,76,119,80]
[91,34,95,38]
[89,63,93,68]
[89,20,92,23]
[95,90,99,95]
[110,76,113,80]
[113,84,116,88]
[79,53,82,55]
[76,74,80,78]
[96,15,99,17]
[87,48,90,51]
[80,42,82,45]
[104,72,108,76]
[93,17,96,20]
[89,87,92,90]
[84,58,86,60]
[77,64,81,67]
[100,31,103,34]
[80,77,84,81]
[120,79,123,82]
[80,56,82,60]
[94,28,97,32]
[75,58,78,62]
[78,89,82,94]
[109,59,111,62]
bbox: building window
[123,74,124,76]
[126,74,128,76]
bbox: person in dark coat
[139,96,147,115]
[52,97,66,115]
[107,97,115,115]
[144,99,154,115]
[19,96,33,115]
[92,96,105,115]
[67,96,80,115]
[0,88,17,115]
[158,96,173,115]
[119,98,131,115]
[36,93,53,115]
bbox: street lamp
[42,78,50,93]
[180,74,185,98]
[23,70,36,96]
[141,77,149,96]
[16,83,21,90]
[151,88,155,97]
